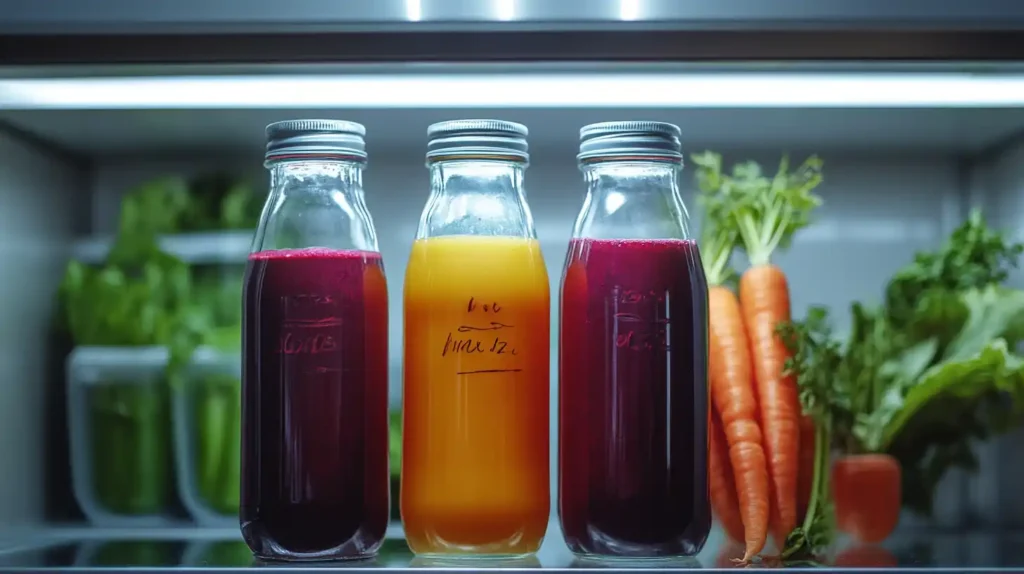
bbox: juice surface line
[558,121,711,559]
[402,120,550,558]
[240,120,389,561]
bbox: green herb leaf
[885,208,1024,336]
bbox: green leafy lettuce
[781,209,1024,524]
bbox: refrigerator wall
[0,129,85,525]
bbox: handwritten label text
[442,297,522,375]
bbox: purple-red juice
[559,238,710,557]
[241,248,389,560]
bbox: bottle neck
[270,159,364,197]
[573,160,691,241]
[417,159,536,240]
[253,159,378,253]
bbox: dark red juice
[558,238,710,558]
[241,248,389,561]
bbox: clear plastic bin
[67,347,179,526]
[172,347,241,526]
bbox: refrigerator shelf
[0,522,1014,572]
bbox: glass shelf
[0,521,1015,572]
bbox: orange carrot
[708,405,745,546]
[796,414,816,522]
[694,151,823,555]
[709,285,769,560]
[832,454,901,544]
[739,264,801,545]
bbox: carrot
[796,414,816,522]
[740,264,801,544]
[693,152,823,545]
[709,405,745,546]
[832,454,901,544]
[709,285,769,560]
[696,193,771,561]
[694,152,822,553]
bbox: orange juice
[402,235,550,557]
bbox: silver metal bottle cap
[265,119,368,163]
[426,119,529,163]
[577,121,683,163]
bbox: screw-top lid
[265,119,367,163]
[578,121,683,163]
[426,119,529,163]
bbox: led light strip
[2,73,1024,109]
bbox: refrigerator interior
[2,62,1024,545]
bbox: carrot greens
[692,151,823,266]
[776,310,838,561]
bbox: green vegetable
[59,172,256,516]
[90,382,172,515]
[195,375,242,515]
[777,309,841,561]
[389,410,402,477]
[886,208,1024,339]
[116,177,191,240]
[692,151,823,267]
[389,410,402,521]
[115,173,262,237]
[780,211,1024,523]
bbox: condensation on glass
[241,119,389,561]
[402,119,550,558]
[558,121,711,559]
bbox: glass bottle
[241,120,389,561]
[558,121,711,559]
[402,120,550,558]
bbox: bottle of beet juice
[558,121,710,559]
[241,120,389,561]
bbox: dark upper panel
[1,0,1024,33]
[0,0,1023,63]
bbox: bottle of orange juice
[402,120,550,558]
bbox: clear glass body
[241,159,389,561]
[402,158,550,558]
[558,160,711,559]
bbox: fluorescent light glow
[3,73,1024,109]
[495,0,515,21]
[620,0,640,21]
[405,0,421,21]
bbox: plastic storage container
[172,347,242,526]
[174,259,245,525]
[67,347,178,526]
